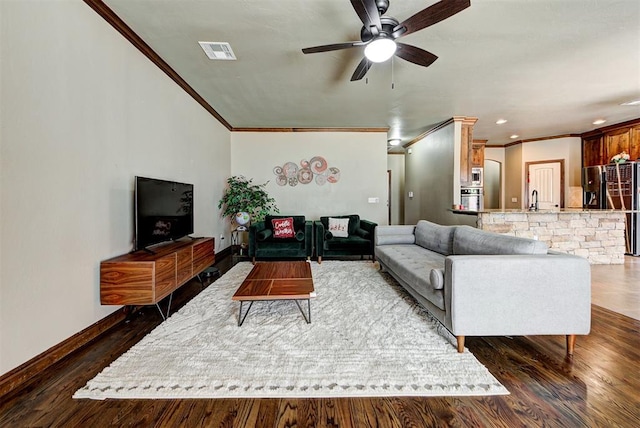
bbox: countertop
[450,208,634,215]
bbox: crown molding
[404,116,478,148]
[581,117,640,138]
[231,127,388,133]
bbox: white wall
[403,122,475,226]
[230,132,388,226]
[0,1,230,374]
[493,138,582,210]
[520,137,582,207]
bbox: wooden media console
[100,237,215,318]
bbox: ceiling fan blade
[350,0,381,33]
[302,41,366,54]
[395,43,438,67]
[393,0,470,38]
[350,57,373,81]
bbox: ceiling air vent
[198,42,237,60]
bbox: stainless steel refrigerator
[582,165,606,209]
[605,161,639,255]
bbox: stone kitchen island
[454,209,626,264]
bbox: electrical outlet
[511,197,518,203]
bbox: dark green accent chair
[249,215,313,262]
[314,215,377,263]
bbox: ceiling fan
[302,0,470,81]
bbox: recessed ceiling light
[510,134,519,139]
[620,100,640,106]
[496,119,508,125]
[592,119,607,125]
[388,139,401,146]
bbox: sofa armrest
[248,221,266,257]
[375,225,416,246]
[360,220,377,234]
[444,253,591,336]
[314,221,325,256]
[304,220,313,257]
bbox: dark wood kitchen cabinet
[582,118,640,166]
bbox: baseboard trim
[0,253,229,399]
[0,306,128,399]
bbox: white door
[528,162,562,209]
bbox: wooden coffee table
[232,261,315,326]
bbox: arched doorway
[484,159,502,209]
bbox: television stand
[100,238,215,318]
[155,292,174,320]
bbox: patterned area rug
[74,261,508,399]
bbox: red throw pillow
[272,217,295,239]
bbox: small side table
[231,228,248,257]
[231,227,243,247]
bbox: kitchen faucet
[530,190,539,211]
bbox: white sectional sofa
[374,220,591,355]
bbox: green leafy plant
[218,175,278,222]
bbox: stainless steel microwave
[471,167,483,187]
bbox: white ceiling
[102,0,640,151]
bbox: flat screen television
[134,176,194,251]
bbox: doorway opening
[525,159,565,210]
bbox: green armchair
[314,215,377,263]
[249,215,313,262]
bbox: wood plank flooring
[1,256,639,427]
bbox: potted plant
[218,176,278,228]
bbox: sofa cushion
[257,229,273,241]
[355,227,370,240]
[328,217,349,237]
[376,234,416,245]
[272,217,295,239]
[375,244,446,310]
[324,235,370,251]
[430,268,445,290]
[414,220,456,255]
[321,215,360,235]
[265,215,306,232]
[453,226,549,255]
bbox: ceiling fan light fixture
[388,138,401,146]
[364,37,397,63]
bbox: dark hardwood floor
[1,256,639,427]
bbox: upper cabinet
[471,139,487,168]
[582,119,640,166]
[583,135,603,167]
[457,117,479,187]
